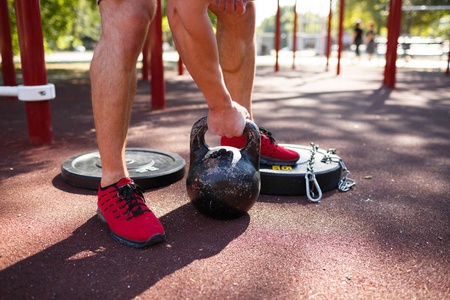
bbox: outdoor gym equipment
[0,84,55,101]
[0,0,54,145]
[260,143,356,202]
[186,117,261,220]
[61,148,186,190]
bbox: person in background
[352,20,364,59]
[366,21,376,60]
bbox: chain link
[322,148,357,192]
[304,144,356,202]
[305,142,322,202]
[338,160,357,192]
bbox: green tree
[258,6,295,34]
[344,0,389,35]
[71,0,101,49]
[40,0,82,50]
[402,0,449,37]
[3,0,221,55]
[5,0,99,53]
[257,6,298,48]
[5,0,19,54]
[257,1,449,39]
[344,0,449,38]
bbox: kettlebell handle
[189,116,260,164]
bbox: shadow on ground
[0,203,249,299]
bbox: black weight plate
[260,144,342,196]
[61,148,186,190]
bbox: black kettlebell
[186,116,261,220]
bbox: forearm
[167,1,231,110]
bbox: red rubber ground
[0,65,448,299]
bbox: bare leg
[209,1,256,120]
[212,2,299,165]
[90,0,156,187]
[166,0,248,137]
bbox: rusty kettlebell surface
[186,116,261,219]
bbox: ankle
[100,173,129,188]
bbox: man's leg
[211,3,299,165]
[90,0,165,248]
[209,1,256,119]
[90,0,155,187]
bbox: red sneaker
[221,127,299,166]
[97,178,165,248]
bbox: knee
[120,10,153,53]
[101,1,157,55]
[123,17,150,53]
[214,1,256,37]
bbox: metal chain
[305,145,356,202]
[337,160,356,192]
[322,148,357,192]
[305,142,322,202]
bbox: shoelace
[259,127,276,144]
[117,183,150,219]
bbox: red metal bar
[14,0,53,145]
[384,3,391,83]
[275,0,280,72]
[292,2,297,70]
[384,0,394,85]
[337,0,344,75]
[383,0,402,88]
[150,0,165,109]
[325,0,332,71]
[178,56,184,75]
[0,0,17,87]
[142,32,149,81]
[384,2,392,85]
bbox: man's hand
[207,101,249,137]
[210,0,248,14]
